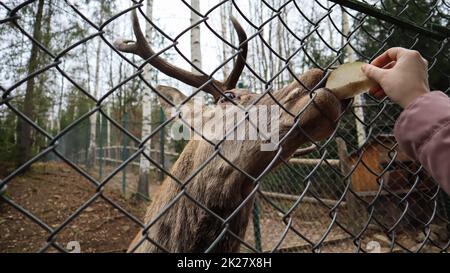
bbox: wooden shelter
[337,135,436,230]
[346,134,433,194]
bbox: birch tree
[342,7,366,147]
[88,3,106,168]
[219,3,230,79]
[190,0,202,94]
[137,0,154,201]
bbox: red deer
[115,10,345,253]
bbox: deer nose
[316,70,331,89]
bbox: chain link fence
[0,0,449,253]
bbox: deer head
[115,10,345,253]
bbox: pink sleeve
[394,91,450,196]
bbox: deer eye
[225,92,236,99]
[220,92,236,103]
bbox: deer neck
[135,139,259,253]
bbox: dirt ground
[244,200,449,253]
[0,162,148,253]
[1,162,448,253]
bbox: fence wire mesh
[0,0,449,253]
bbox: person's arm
[394,91,450,196]
[361,47,450,196]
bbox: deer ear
[156,85,188,117]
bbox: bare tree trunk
[40,0,53,137]
[281,8,293,84]
[84,44,92,93]
[57,61,65,133]
[220,3,229,80]
[137,0,154,201]
[276,1,284,89]
[258,2,268,91]
[88,7,105,169]
[190,0,202,94]
[342,7,366,147]
[16,0,45,166]
[108,29,118,147]
[106,105,111,147]
[336,137,364,233]
[327,1,334,48]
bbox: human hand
[361,47,430,108]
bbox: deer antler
[114,9,248,101]
[224,16,248,90]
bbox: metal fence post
[99,113,106,178]
[159,107,165,183]
[121,112,129,196]
[84,123,89,167]
[252,197,262,252]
